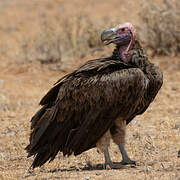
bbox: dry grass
[21,26,62,65]
[19,0,180,65]
[138,0,180,56]
[20,15,116,65]
[61,15,104,59]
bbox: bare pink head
[101,22,136,62]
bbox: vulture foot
[118,144,136,166]
[104,162,123,169]
[103,147,135,169]
[104,160,136,169]
[103,148,124,169]
[120,159,136,166]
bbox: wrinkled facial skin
[112,29,132,46]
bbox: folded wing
[26,59,147,168]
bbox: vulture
[26,22,163,169]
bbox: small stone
[84,176,90,180]
[174,122,180,129]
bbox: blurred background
[0,0,179,67]
[0,0,179,179]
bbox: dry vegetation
[0,0,179,179]
[21,26,62,65]
[20,15,116,66]
[138,0,180,56]
[18,0,180,64]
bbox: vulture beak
[101,28,116,45]
[101,25,132,46]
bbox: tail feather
[29,103,61,150]
[26,101,77,168]
[31,145,61,168]
[31,149,52,168]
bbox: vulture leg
[110,119,136,165]
[118,144,136,165]
[96,130,123,169]
[103,147,123,169]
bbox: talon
[105,162,123,169]
[121,159,136,166]
[104,163,112,170]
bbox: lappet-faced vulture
[26,22,163,169]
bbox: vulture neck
[112,43,134,63]
[112,40,149,68]
[112,40,163,95]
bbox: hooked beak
[101,28,116,45]
[101,27,131,46]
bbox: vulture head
[101,22,136,62]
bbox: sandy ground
[0,1,179,179]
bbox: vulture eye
[121,28,125,32]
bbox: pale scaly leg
[96,130,123,169]
[103,147,123,169]
[110,119,136,165]
[118,144,136,165]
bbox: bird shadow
[48,161,136,173]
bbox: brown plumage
[26,22,163,169]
